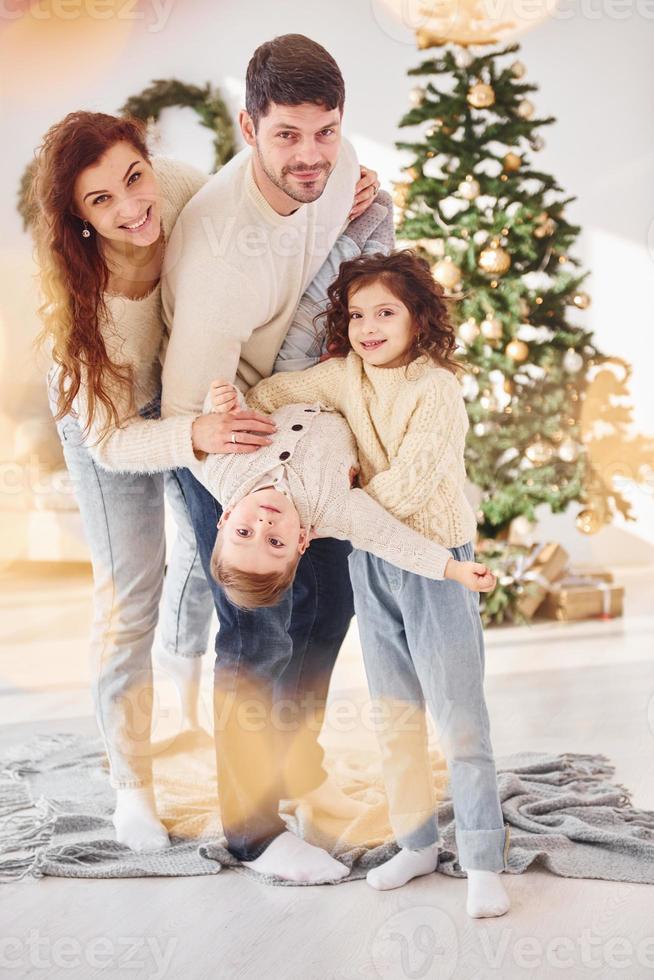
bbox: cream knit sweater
[246,352,477,550]
[160,140,360,417]
[199,401,453,580]
[74,156,208,472]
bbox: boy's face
[240,101,342,208]
[217,487,308,575]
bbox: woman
[31,111,380,852]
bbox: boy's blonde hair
[210,531,301,609]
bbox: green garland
[119,78,235,173]
[18,77,235,229]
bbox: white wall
[1,0,652,563]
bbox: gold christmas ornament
[505,339,529,361]
[525,439,553,465]
[572,291,591,310]
[478,241,511,275]
[409,85,425,107]
[503,152,522,173]
[558,437,580,463]
[432,256,462,290]
[563,348,584,373]
[511,60,526,79]
[392,182,410,208]
[467,82,495,109]
[534,213,556,238]
[576,506,602,535]
[517,99,535,119]
[458,317,481,344]
[480,316,503,341]
[458,176,481,200]
[405,165,419,180]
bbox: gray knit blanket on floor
[1,733,653,885]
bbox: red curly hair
[323,249,461,373]
[31,111,151,435]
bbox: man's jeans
[175,467,354,862]
[348,541,509,872]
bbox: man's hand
[349,165,380,221]
[209,378,239,414]
[191,409,277,459]
[444,559,497,593]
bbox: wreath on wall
[18,78,236,229]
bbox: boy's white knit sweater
[246,352,478,550]
[198,399,453,580]
[73,157,208,472]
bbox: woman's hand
[349,165,381,221]
[191,409,277,459]
[444,559,497,593]
[209,378,239,414]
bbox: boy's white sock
[465,869,510,918]
[112,786,169,852]
[243,831,349,883]
[366,843,439,891]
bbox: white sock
[242,831,349,884]
[465,869,510,918]
[112,786,169,853]
[155,649,204,731]
[367,843,439,891]
[300,775,367,819]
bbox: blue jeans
[348,542,509,872]
[174,467,354,862]
[51,404,214,789]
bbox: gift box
[516,542,569,619]
[539,578,624,622]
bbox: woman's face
[73,140,161,248]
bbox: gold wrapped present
[516,542,569,619]
[540,576,624,622]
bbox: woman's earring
[82,221,91,239]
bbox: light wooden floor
[1,561,653,980]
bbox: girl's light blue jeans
[51,406,214,789]
[348,542,509,872]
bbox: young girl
[245,250,511,917]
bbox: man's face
[243,102,342,206]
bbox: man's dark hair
[245,34,345,130]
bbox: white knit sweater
[74,156,209,472]
[160,140,360,418]
[246,352,478,550]
[198,401,453,580]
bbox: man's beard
[256,143,332,204]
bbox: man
[161,34,380,883]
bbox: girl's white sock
[112,786,169,852]
[465,869,510,918]
[243,831,349,884]
[366,843,439,890]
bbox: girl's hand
[191,410,276,459]
[209,378,239,414]
[349,165,380,221]
[444,559,497,593]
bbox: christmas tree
[393,41,651,622]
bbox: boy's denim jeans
[348,542,509,872]
[174,466,354,862]
[49,384,214,789]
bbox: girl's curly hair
[323,249,461,373]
